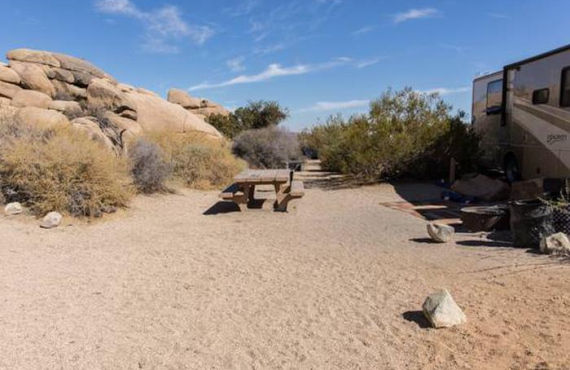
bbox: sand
[1,182,569,369]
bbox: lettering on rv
[546,134,568,145]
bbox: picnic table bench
[220,169,305,212]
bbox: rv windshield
[486,79,503,114]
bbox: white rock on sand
[426,223,454,243]
[422,289,466,328]
[540,232,570,255]
[4,202,23,215]
[40,211,62,229]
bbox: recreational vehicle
[472,44,570,182]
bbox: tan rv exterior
[472,45,570,181]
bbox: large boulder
[168,88,202,109]
[540,232,570,255]
[0,65,21,84]
[44,67,75,84]
[53,52,113,81]
[0,80,22,99]
[7,49,61,68]
[135,87,158,97]
[51,80,87,100]
[103,111,143,136]
[126,91,222,137]
[9,61,55,97]
[194,105,230,117]
[422,290,466,329]
[15,107,70,130]
[71,117,116,151]
[11,89,52,109]
[87,78,136,113]
[48,100,82,117]
[452,174,510,202]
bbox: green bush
[232,126,302,169]
[207,100,288,138]
[301,88,481,180]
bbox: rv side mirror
[486,106,502,115]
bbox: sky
[0,0,569,130]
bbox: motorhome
[472,44,570,182]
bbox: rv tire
[504,155,522,183]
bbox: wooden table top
[234,169,291,184]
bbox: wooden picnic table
[234,169,292,201]
[220,169,304,212]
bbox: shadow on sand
[402,311,431,329]
[203,199,271,215]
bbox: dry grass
[143,131,245,189]
[0,106,133,216]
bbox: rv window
[486,79,502,115]
[561,67,570,107]
[532,88,549,105]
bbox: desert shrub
[144,131,245,189]
[0,108,133,216]
[207,100,288,138]
[128,138,171,193]
[301,88,481,180]
[232,126,302,169]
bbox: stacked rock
[0,48,224,154]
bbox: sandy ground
[1,180,569,369]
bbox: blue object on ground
[441,190,477,204]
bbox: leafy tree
[208,100,289,138]
[301,88,480,180]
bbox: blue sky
[0,0,569,130]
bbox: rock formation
[167,88,230,119]
[0,48,224,153]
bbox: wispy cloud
[439,43,468,54]
[298,99,370,113]
[224,0,260,17]
[356,57,382,68]
[95,0,215,53]
[189,57,351,91]
[422,86,470,96]
[253,43,286,55]
[352,25,375,36]
[394,8,439,23]
[226,56,246,72]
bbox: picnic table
[219,169,305,212]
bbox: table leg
[274,182,289,211]
[247,185,256,203]
[232,184,250,212]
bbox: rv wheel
[504,155,521,183]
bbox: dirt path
[0,183,569,369]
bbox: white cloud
[356,57,382,68]
[352,26,375,36]
[95,0,214,53]
[224,0,260,17]
[422,87,470,96]
[394,8,439,23]
[253,43,286,55]
[226,56,246,72]
[298,99,370,113]
[189,57,351,91]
